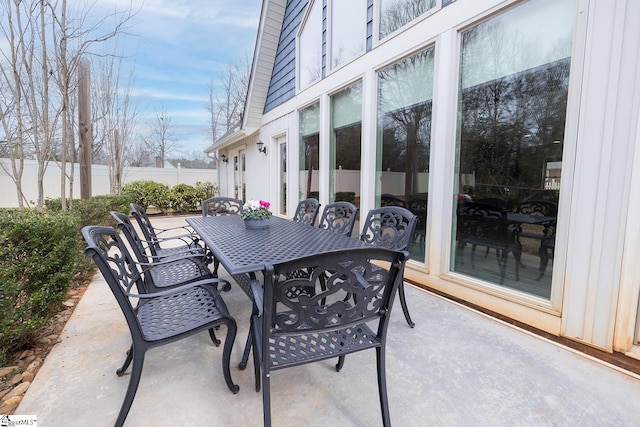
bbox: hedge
[0,210,80,365]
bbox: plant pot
[244,218,270,230]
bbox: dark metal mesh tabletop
[186,216,369,275]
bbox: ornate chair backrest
[317,202,358,237]
[111,211,152,263]
[82,226,147,338]
[360,206,417,251]
[202,197,243,216]
[262,247,407,339]
[292,198,320,226]
[516,200,558,217]
[130,203,159,247]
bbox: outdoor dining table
[185,214,372,367]
[186,215,369,277]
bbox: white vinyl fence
[0,158,218,208]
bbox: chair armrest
[250,279,264,317]
[136,255,206,268]
[154,226,195,237]
[145,249,207,262]
[127,277,232,299]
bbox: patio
[16,216,640,426]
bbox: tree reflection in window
[300,103,320,200]
[379,0,436,40]
[377,48,434,261]
[453,0,575,298]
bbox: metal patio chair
[248,247,408,427]
[201,196,244,276]
[360,206,418,327]
[111,211,216,293]
[111,211,206,262]
[201,196,244,216]
[317,201,358,237]
[82,225,239,427]
[129,203,203,261]
[291,198,320,226]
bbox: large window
[330,1,366,69]
[451,0,575,298]
[298,0,322,89]
[379,0,436,40]
[278,136,287,215]
[330,82,362,209]
[299,103,320,201]
[377,47,434,261]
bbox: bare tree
[92,54,138,193]
[206,56,250,144]
[144,106,180,167]
[127,139,154,167]
[0,0,136,209]
[48,0,136,209]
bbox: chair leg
[376,347,391,427]
[536,244,550,281]
[250,317,261,392]
[335,355,345,372]
[115,346,145,427]
[208,328,221,347]
[239,330,252,370]
[398,282,415,328]
[220,320,240,394]
[212,258,220,277]
[116,345,133,376]
[262,364,272,427]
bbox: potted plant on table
[241,199,272,229]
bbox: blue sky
[96,0,262,157]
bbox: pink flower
[259,200,271,209]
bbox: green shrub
[194,181,219,202]
[335,192,356,203]
[122,180,171,213]
[45,194,131,228]
[0,210,80,364]
[170,184,200,213]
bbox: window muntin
[451,0,575,299]
[299,0,323,90]
[299,103,320,201]
[379,0,436,40]
[377,47,435,261]
[330,82,362,210]
[330,1,367,69]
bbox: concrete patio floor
[16,216,640,426]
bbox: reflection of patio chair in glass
[248,247,408,427]
[473,197,509,258]
[201,197,244,276]
[456,202,522,284]
[515,201,557,280]
[381,193,406,208]
[408,197,427,246]
[360,206,418,327]
[475,197,509,209]
[82,226,239,427]
[292,198,320,226]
